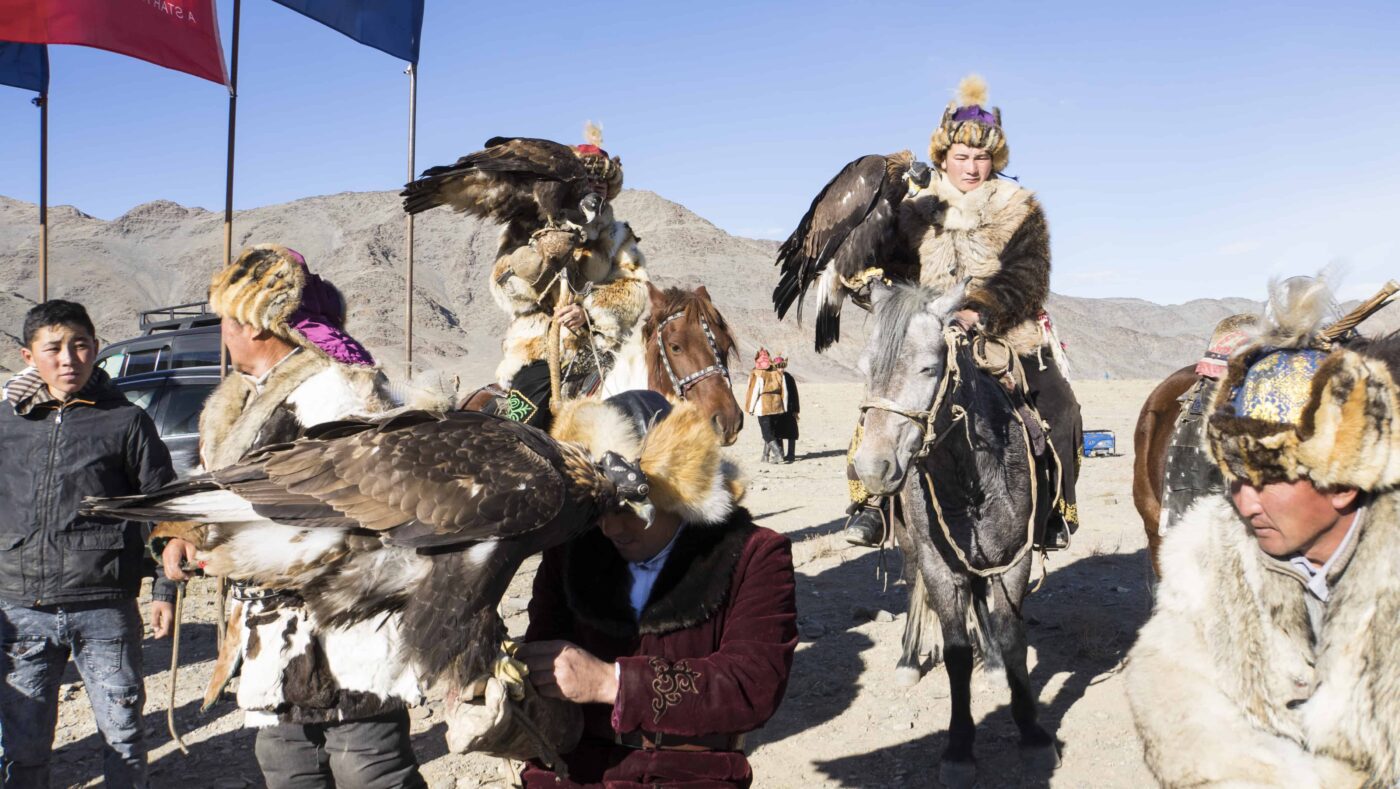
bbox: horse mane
[643,287,737,393]
[870,283,949,387]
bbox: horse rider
[486,131,649,429]
[1126,277,1400,787]
[843,75,1082,550]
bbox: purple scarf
[281,249,376,367]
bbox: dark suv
[98,303,223,477]
[96,302,221,379]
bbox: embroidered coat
[198,348,425,726]
[1125,491,1400,787]
[743,369,788,418]
[490,208,650,395]
[520,508,798,788]
[898,170,1051,355]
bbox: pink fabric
[282,249,376,367]
[1196,329,1251,379]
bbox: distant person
[744,348,791,464]
[1127,279,1400,786]
[771,355,800,463]
[0,300,177,788]
[160,245,425,789]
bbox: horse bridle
[858,325,969,461]
[654,309,731,399]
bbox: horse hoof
[1020,742,1062,772]
[894,665,923,687]
[938,759,977,789]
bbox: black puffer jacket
[0,376,176,606]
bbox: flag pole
[404,62,417,379]
[221,0,241,271]
[36,90,48,302]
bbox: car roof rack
[139,302,219,333]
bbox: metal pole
[37,92,48,302]
[221,0,241,270]
[404,63,417,379]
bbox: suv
[96,302,221,378]
[99,302,224,477]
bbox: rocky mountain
[2,191,1395,386]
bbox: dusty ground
[51,379,1159,788]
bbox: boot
[842,503,886,547]
[784,440,796,463]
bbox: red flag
[0,0,228,86]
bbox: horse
[852,282,1059,788]
[601,283,743,445]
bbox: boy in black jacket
[0,300,177,789]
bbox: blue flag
[271,0,423,63]
[0,42,49,93]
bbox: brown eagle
[82,409,648,693]
[772,151,931,351]
[401,122,623,233]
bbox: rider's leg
[1020,348,1081,548]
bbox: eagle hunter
[82,408,656,699]
[401,122,623,233]
[772,151,931,351]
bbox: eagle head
[905,160,933,195]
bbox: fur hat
[930,74,1009,172]
[573,121,624,201]
[551,391,744,525]
[1207,278,1400,491]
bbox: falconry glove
[445,676,583,766]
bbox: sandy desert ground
[49,378,1160,788]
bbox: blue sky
[2,0,1397,303]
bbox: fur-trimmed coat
[1126,491,1400,787]
[491,209,650,393]
[198,348,425,726]
[899,171,1051,355]
[743,368,789,418]
[519,509,798,788]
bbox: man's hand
[952,308,982,330]
[553,303,587,333]
[517,640,618,705]
[150,600,175,639]
[162,538,198,582]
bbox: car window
[124,347,164,376]
[96,353,126,378]
[120,386,160,413]
[171,345,221,369]
[161,382,216,436]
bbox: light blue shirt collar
[626,524,686,620]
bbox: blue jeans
[0,598,148,789]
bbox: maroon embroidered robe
[520,509,798,788]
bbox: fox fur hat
[551,390,744,525]
[930,74,1009,172]
[209,244,308,341]
[1207,277,1400,491]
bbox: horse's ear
[868,280,894,306]
[929,280,968,318]
[694,284,712,302]
[647,282,667,310]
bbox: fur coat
[1126,490,1400,787]
[490,208,650,393]
[899,171,1051,355]
[198,348,424,726]
[743,368,788,418]
[519,509,798,788]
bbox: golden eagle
[772,151,931,351]
[82,409,648,693]
[401,122,623,233]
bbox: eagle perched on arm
[772,151,931,351]
[401,121,624,233]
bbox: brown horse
[1131,365,1197,581]
[636,284,744,444]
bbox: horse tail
[970,578,1003,676]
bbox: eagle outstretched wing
[400,137,590,225]
[772,151,928,351]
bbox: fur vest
[198,348,421,726]
[900,172,1051,355]
[1126,491,1400,787]
[490,212,650,391]
[744,368,788,417]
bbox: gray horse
[852,282,1059,788]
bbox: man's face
[1230,478,1358,559]
[598,507,680,563]
[20,324,98,400]
[220,316,258,371]
[943,143,994,192]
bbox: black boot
[842,504,885,547]
[785,440,796,463]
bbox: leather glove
[444,677,583,763]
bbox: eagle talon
[494,639,530,702]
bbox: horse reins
[654,309,731,399]
[858,325,970,461]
